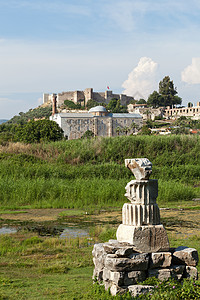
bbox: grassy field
[0,208,199,299]
[0,135,200,210]
[0,135,199,298]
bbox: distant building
[128,104,164,121]
[164,102,200,120]
[43,88,134,108]
[50,106,143,140]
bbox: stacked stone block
[92,240,198,296]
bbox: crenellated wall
[43,88,135,107]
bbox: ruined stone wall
[93,92,106,103]
[57,92,75,107]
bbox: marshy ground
[0,206,199,299]
[0,204,199,236]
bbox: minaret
[52,94,57,116]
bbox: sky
[1,0,200,119]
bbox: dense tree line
[0,120,64,143]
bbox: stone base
[92,241,199,296]
[116,224,170,253]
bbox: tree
[107,98,128,113]
[86,99,99,110]
[137,99,146,104]
[138,125,151,135]
[123,126,130,135]
[188,102,193,108]
[159,76,182,107]
[115,126,122,136]
[147,91,164,108]
[81,130,94,139]
[16,120,64,143]
[130,122,139,133]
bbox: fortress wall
[57,92,75,107]
[93,92,107,103]
[43,94,50,103]
[84,88,93,104]
[74,91,85,104]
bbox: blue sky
[1,0,200,118]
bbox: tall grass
[0,135,199,209]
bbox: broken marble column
[116,158,169,253]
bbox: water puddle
[0,227,17,235]
[60,227,89,239]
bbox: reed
[0,135,199,209]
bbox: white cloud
[181,58,200,84]
[122,57,158,99]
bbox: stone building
[43,88,134,108]
[50,106,142,140]
[128,104,164,121]
[164,102,200,120]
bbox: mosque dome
[89,106,107,113]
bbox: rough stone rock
[105,253,149,272]
[124,271,146,286]
[125,158,152,180]
[110,284,127,296]
[116,224,170,253]
[128,285,154,297]
[93,257,105,270]
[115,247,137,257]
[148,265,185,281]
[171,265,185,281]
[150,252,172,269]
[172,247,199,266]
[184,266,198,280]
[148,268,171,281]
[103,240,137,255]
[103,268,124,286]
[92,243,106,258]
[93,268,103,281]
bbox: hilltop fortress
[43,88,134,107]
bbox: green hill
[7,105,52,124]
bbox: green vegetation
[63,99,85,110]
[106,98,128,113]
[147,76,182,108]
[7,106,52,124]
[0,223,199,299]
[0,135,199,210]
[86,99,100,109]
[0,120,64,144]
[81,130,94,139]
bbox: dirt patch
[0,209,66,222]
[160,208,200,238]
